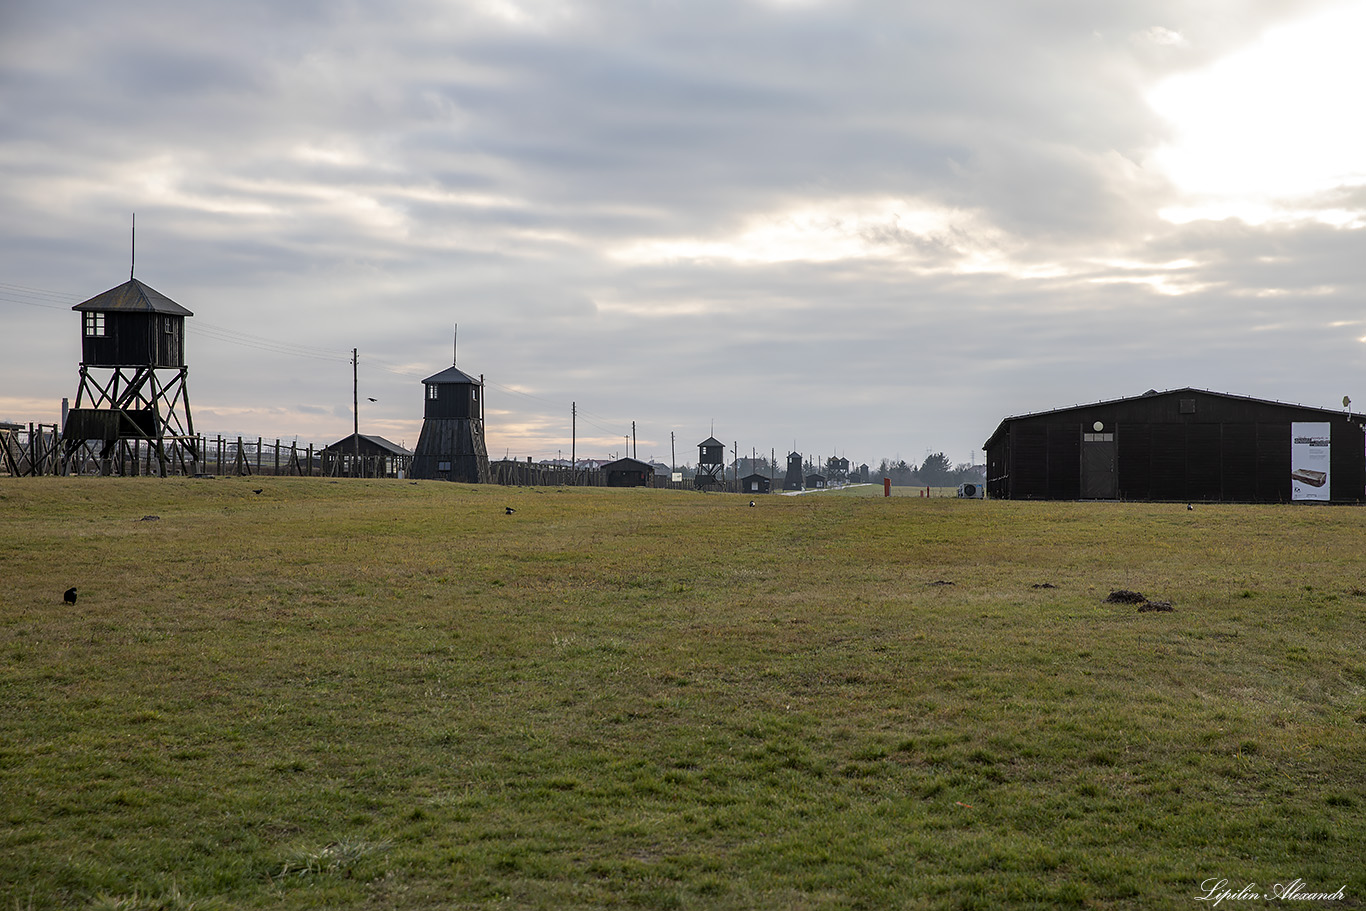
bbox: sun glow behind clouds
[1147,0,1366,225]
[610,198,1064,277]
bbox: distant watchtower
[783,451,804,490]
[62,278,197,476]
[410,363,490,483]
[695,436,724,489]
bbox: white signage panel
[1291,422,1331,501]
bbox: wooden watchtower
[410,364,490,483]
[695,436,725,489]
[62,278,197,476]
[783,451,804,490]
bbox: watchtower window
[163,317,174,334]
[84,312,105,337]
[426,385,439,401]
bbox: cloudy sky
[4,0,1365,469]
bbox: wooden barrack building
[984,388,1366,503]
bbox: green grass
[2,478,1364,909]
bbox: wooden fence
[3,429,763,491]
[0,431,397,479]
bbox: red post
[883,477,891,497]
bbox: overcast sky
[4,0,1365,469]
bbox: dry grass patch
[2,478,1364,909]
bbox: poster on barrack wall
[1291,422,1331,501]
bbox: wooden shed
[740,473,772,494]
[602,457,654,487]
[321,433,413,478]
[984,388,1366,503]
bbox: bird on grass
[749,501,756,507]
[1187,504,1194,511]
[253,488,263,495]
[63,587,77,605]
[505,506,516,515]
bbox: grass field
[1,478,1363,910]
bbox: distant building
[321,433,413,478]
[741,473,772,494]
[602,457,654,487]
[805,473,826,489]
[984,387,1366,502]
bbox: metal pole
[352,348,359,475]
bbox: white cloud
[1147,0,1366,223]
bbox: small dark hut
[984,387,1366,503]
[740,472,772,494]
[602,457,654,487]
[805,473,827,489]
[321,433,413,478]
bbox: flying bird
[367,397,377,402]
[63,587,77,605]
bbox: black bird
[367,397,377,402]
[253,489,263,495]
[1187,504,1194,510]
[505,506,516,515]
[749,500,756,507]
[63,587,77,605]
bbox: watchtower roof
[422,365,480,385]
[699,436,723,448]
[73,278,193,317]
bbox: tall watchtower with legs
[62,278,196,476]
[410,363,490,483]
[695,436,724,489]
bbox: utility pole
[571,402,576,470]
[632,421,636,459]
[352,348,359,471]
[671,431,675,474]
